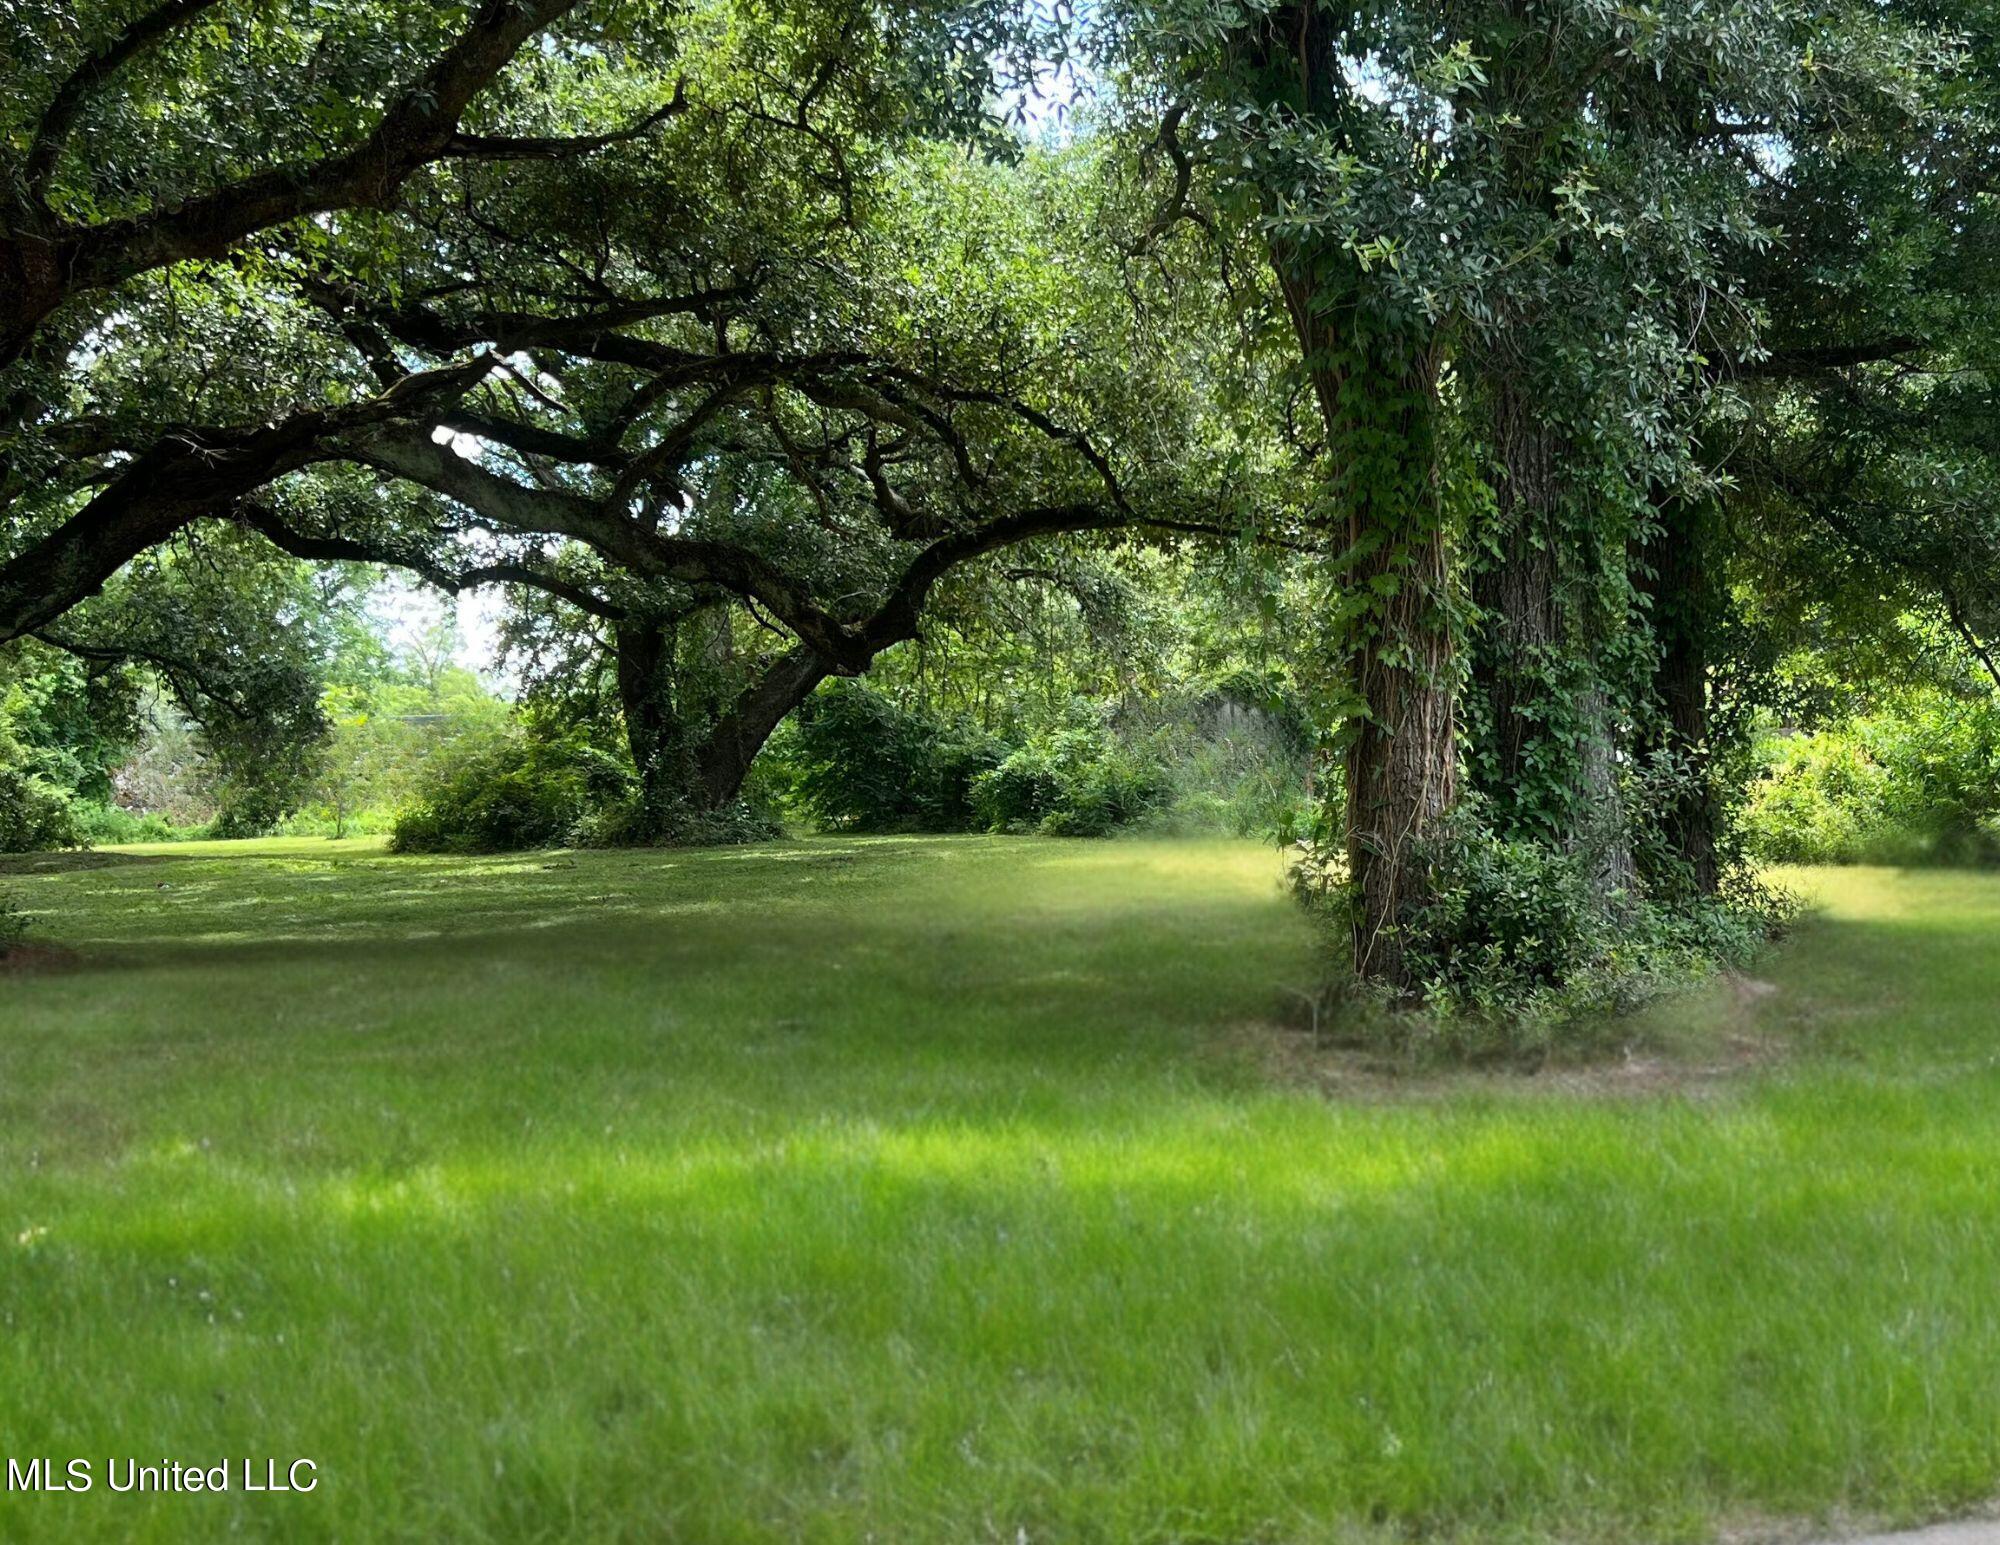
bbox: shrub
[1868,698,2000,863]
[1742,731,1887,863]
[1397,822,1607,1013]
[0,743,84,854]
[972,723,1171,836]
[270,806,401,840]
[787,682,1004,832]
[1077,679,1310,840]
[1743,695,2000,867]
[74,804,192,845]
[1292,801,1790,1060]
[574,792,784,849]
[782,684,1223,840]
[966,741,1063,830]
[0,892,26,955]
[389,730,632,853]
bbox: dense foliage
[778,551,1312,841]
[0,646,121,851]
[783,684,1179,838]
[388,726,631,855]
[0,739,82,853]
[0,567,516,848]
[971,723,1172,837]
[1746,695,2000,867]
[783,682,1004,834]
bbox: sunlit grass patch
[3,842,1999,1541]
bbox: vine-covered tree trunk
[1474,379,1636,900]
[1639,493,1720,896]
[1259,3,1460,992]
[1342,563,1456,993]
[1472,381,1563,825]
[1282,284,1458,991]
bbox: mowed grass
[3,841,2000,1542]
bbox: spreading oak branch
[2,0,594,366]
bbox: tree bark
[1281,285,1458,992]
[612,619,829,825]
[1471,381,1563,829]
[613,618,691,824]
[694,647,831,808]
[1473,380,1636,899]
[1253,1,1461,993]
[1638,492,1719,897]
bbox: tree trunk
[613,618,690,824]
[1253,3,1460,992]
[693,646,831,808]
[1471,381,1563,832]
[1343,585,1456,993]
[1473,379,1638,901]
[1280,281,1457,992]
[1638,493,1720,897]
[613,620,829,826]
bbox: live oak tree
[0,0,603,639]
[5,0,1264,832]
[0,0,1056,643]
[288,140,1269,827]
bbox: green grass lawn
[3,838,1999,1542]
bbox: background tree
[5,0,1275,841]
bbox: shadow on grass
[0,848,169,875]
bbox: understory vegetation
[9,551,1316,858]
[779,677,1300,840]
[1745,689,2000,867]
[1293,806,1794,1057]
[3,838,1999,1542]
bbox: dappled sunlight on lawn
[11,838,2000,1541]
